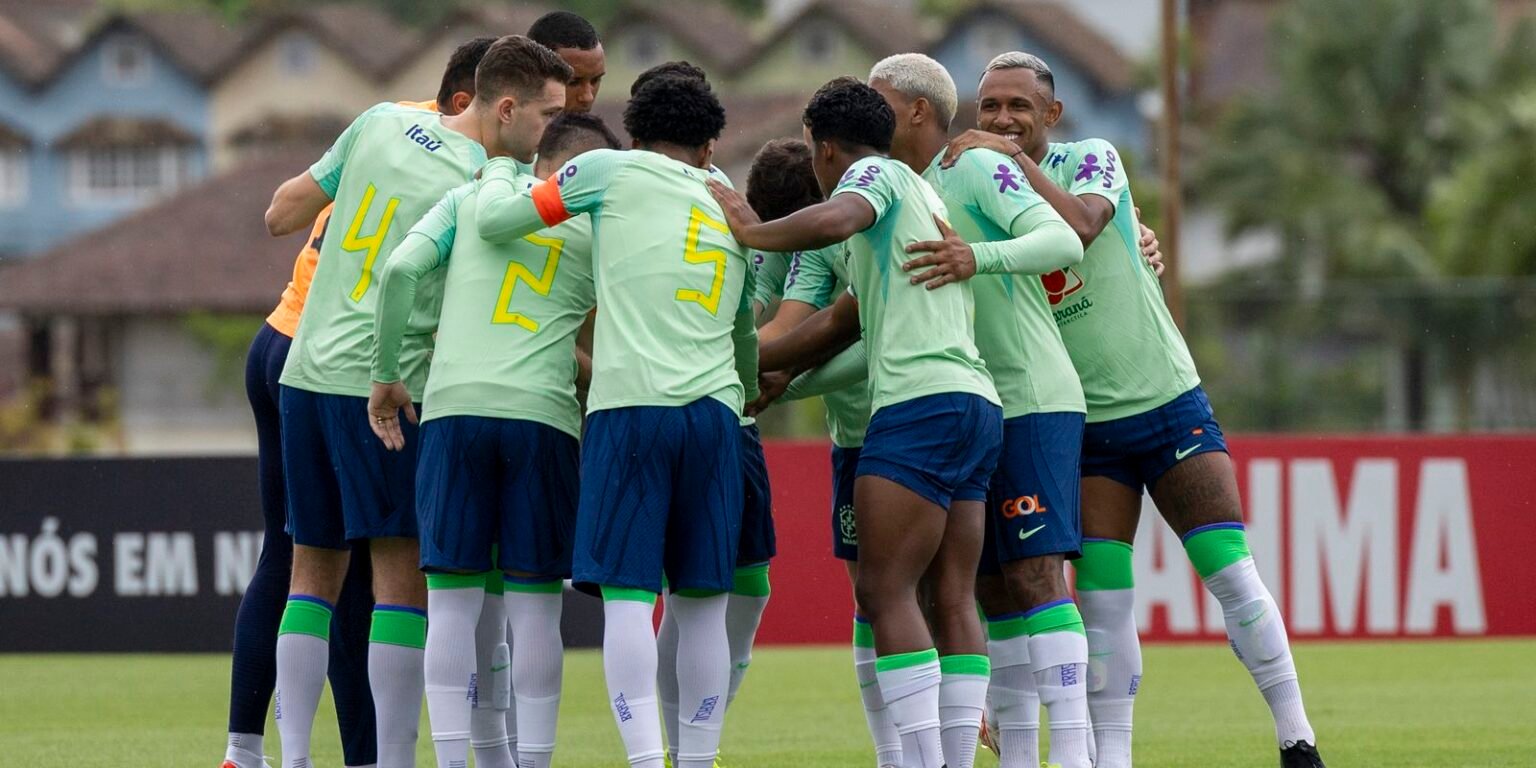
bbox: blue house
[0,9,238,258]
[928,0,1147,157]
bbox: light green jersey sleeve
[781,243,845,309]
[308,102,390,199]
[734,279,760,404]
[830,158,897,222]
[752,251,791,313]
[478,148,627,242]
[1063,138,1127,207]
[783,340,868,400]
[371,184,469,383]
[946,148,1083,275]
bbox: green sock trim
[1183,527,1253,579]
[874,648,939,673]
[484,571,505,596]
[852,618,875,649]
[369,608,427,649]
[278,599,332,640]
[674,587,725,598]
[1022,602,1087,636]
[426,572,489,591]
[986,615,1029,641]
[504,577,563,594]
[601,586,657,604]
[939,653,991,677]
[1077,540,1136,591]
[730,564,771,597]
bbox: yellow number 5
[342,184,401,302]
[676,206,731,315]
[492,233,564,332]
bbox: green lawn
[1,640,1532,767]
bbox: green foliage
[182,313,263,402]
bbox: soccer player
[867,52,1090,768]
[262,36,572,768]
[471,74,756,768]
[528,11,605,113]
[368,112,620,768]
[223,36,496,768]
[708,78,1002,768]
[943,52,1326,768]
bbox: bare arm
[942,130,1115,248]
[758,291,861,373]
[266,173,332,237]
[756,300,818,345]
[708,179,875,253]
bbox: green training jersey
[1039,139,1200,422]
[281,102,486,398]
[372,174,594,436]
[832,155,998,413]
[923,148,1086,418]
[752,250,792,320]
[476,148,756,415]
[781,242,871,448]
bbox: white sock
[1079,587,1139,768]
[1204,556,1316,746]
[671,593,731,768]
[725,591,769,706]
[656,596,681,764]
[504,610,518,757]
[938,656,989,768]
[853,632,904,767]
[876,652,945,768]
[986,634,1039,768]
[472,589,516,768]
[506,587,564,768]
[603,596,666,768]
[275,631,328,768]
[226,733,265,768]
[423,587,481,768]
[370,607,427,768]
[1030,630,1091,768]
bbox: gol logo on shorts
[1001,495,1047,518]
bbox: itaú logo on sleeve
[1001,495,1047,518]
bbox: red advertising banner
[754,436,1536,644]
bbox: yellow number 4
[492,233,564,332]
[343,183,401,302]
[676,206,731,315]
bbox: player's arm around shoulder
[1054,138,1124,247]
[267,102,392,236]
[478,147,625,243]
[706,167,877,253]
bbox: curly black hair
[537,112,622,164]
[527,10,599,51]
[802,76,894,154]
[436,37,495,108]
[623,75,726,149]
[630,60,708,96]
[746,138,823,221]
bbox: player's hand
[1136,207,1165,277]
[747,369,794,417]
[903,216,976,290]
[706,178,762,240]
[367,381,418,451]
[941,129,1023,169]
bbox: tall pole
[1160,0,1186,327]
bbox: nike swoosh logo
[1175,443,1203,461]
[1019,524,1047,541]
[1239,609,1267,627]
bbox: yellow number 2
[342,183,401,302]
[492,233,564,332]
[675,206,731,315]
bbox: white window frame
[102,37,151,86]
[69,146,185,204]
[0,148,26,208]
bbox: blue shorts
[1082,386,1229,493]
[830,445,861,561]
[981,412,1085,573]
[280,386,419,549]
[737,424,776,566]
[572,398,743,594]
[415,416,579,576]
[858,393,1004,509]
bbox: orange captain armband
[531,175,571,226]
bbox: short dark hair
[630,60,707,96]
[802,76,894,154]
[623,75,726,149]
[527,11,599,51]
[746,139,823,221]
[436,36,496,108]
[537,112,622,163]
[475,35,574,102]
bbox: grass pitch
[1,640,1532,767]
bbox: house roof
[946,0,1135,93]
[211,5,416,83]
[0,6,245,88]
[409,3,552,56]
[751,0,929,64]
[0,0,90,86]
[0,118,27,147]
[587,91,807,179]
[53,115,200,149]
[227,113,351,149]
[0,152,316,315]
[607,0,756,72]
[1189,0,1279,109]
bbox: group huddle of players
[219,10,1328,768]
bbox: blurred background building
[0,0,1532,455]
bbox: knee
[1004,557,1070,610]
